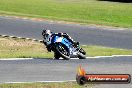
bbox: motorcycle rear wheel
[78,52,86,59]
[79,48,86,55]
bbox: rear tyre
[55,43,70,60]
[78,53,86,59]
[79,48,86,55]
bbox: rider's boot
[73,42,79,47]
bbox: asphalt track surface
[0,16,132,49]
[0,56,132,88]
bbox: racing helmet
[42,29,51,36]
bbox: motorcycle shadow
[33,58,72,60]
[33,57,85,60]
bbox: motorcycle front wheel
[55,43,70,60]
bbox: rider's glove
[46,45,52,52]
[43,40,47,46]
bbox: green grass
[1,37,132,58]
[0,0,132,28]
[0,82,94,88]
[82,45,132,56]
[0,37,54,58]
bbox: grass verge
[0,0,132,28]
[82,45,132,57]
[0,82,95,88]
[0,37,132,58]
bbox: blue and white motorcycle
[43,35,86,60]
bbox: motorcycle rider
[42,29,79,59]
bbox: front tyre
[54,52,60,60]
[55,43,70,60]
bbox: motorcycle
[43,35,86,60]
